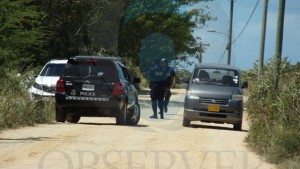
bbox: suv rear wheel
[127,101,140,125]
[116,104,127,125]
[66,114,81,123]
[55,108,66,122]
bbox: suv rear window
[63,60,118,83]
[40,63,65,76]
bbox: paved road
[0,89,275,169]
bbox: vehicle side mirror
[242,81,248,88]
[132,77,141,84]
[182,77,190,84]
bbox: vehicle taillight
[56,79,65,93]
[112,82,124,95]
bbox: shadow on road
[138,89,150,96]
[190,124,248,132]
[0,137,53,143]
[139,100,184,109]
[138,89,185,96]
[78,122,149,128]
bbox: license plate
[82,84,94,91]
[208,105,220,112]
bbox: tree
[0,0,45,71]
[36,0,94,61]
[34,0,212,69]
[36,0,127,60]
[118,0,213,70]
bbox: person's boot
[150,100,158,119]
[150,114,158,119]
[158,100,164,119]
[160,111,164,119]
[164,99,169,113]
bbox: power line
[219,46,227,64]
[232,0,260,44]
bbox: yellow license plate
[208,105,220,112]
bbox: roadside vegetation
[244,58,300,168]
[0,70,55,131]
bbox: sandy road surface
[0,89,275,169]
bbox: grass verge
[245,59,300,168]
[0,69,54,131]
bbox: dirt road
[0,89,275,169]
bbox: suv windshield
[40,63,65,76]
[63,60,118,83]
[192,68,239,87]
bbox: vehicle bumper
[184,109,242,124]
[184,97,243,124]
[55,93,126,117]
[29,87,55,99]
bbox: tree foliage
[0,0,213,71]
[118,0,213,68]
[0,0,45,71]
[36,0,127,61]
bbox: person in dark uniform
[148,59,165,119]
[160,58,176,113]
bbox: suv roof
[48,59,68,64]
[68,56,126,67]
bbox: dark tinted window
[122,67,131,81]
[63,60,118,82]
[40,63,65,76]
[192,68,239,86]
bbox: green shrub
[0,69,55,130]
[279,156,300,169]
[246,59,300,164]
[268,130,300,162]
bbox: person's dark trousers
[164,87,171,113]
[151,99,164,119]
[150,81,165,119]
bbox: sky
[188,0,300,70]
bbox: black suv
[55,56,141,125]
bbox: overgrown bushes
[0,70,55,131]
[245,59,300,168]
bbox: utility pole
[199,43,203,63]
[258,0,269,77]
[228,0,234,65]
[274,0,286,91]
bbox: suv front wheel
[183,116,190,127]
[233,122,242,131]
